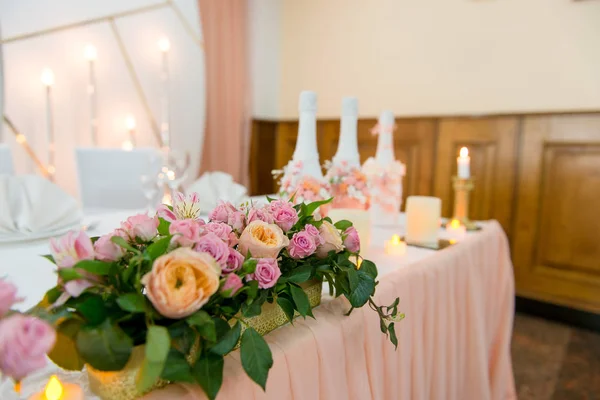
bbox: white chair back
[0,144,14,175]
[75,147,162,211]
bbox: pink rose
[246,258,281,289]
[223,248,245,274]
[238,221,289,258]
[209,201,237,223]
[50,230,96,298]
[316,221,344,258]
[94,230,127,262]
[288,230,317,259]
[0,315,56,381]
[220,273,243,298]
[227,211,246,233]
[0,279,21,317]
[305,224,325,245]
[204,222,236,246]
[121,213,159,242]
[247,207,274,224]
[170,219,204,247]
[194,233,230,267]
[269,200,299,232]
[343,226,360,253]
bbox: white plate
[0,223,82,244]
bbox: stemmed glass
[140,152,163,212]
[164,149,190,196]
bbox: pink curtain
[198,0,250,184]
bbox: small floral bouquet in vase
[273,160,332,206]
[29,193,403,400]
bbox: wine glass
[165,150,190,195]
[140,152,163,212]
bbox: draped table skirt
[144,221,516,400]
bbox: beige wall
[258,0,600,119]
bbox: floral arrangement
[25,193,402,400]
[362,158,406,214]
[324,160,371,210]
[0,279,56,389]
[272,160,331,204]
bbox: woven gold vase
[87,280,322,400]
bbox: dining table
[0,208,517,400]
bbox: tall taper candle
[41,68,55,179]
[158,37,171,148]
[84,44,98,146]
[457,147,470,178]
[125,115,136,147]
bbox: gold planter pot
[87,279,322,400]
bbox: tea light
[457,147,470,179]
[29,375,84,400]
[327,208,372,248]
[445,219,466,241]
[385,235,406,256]
[405,196,441,246]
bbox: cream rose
[141,247,221,319]
[316,221,344,258]
[238,220,289,258]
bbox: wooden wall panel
[513,114,600,313]
[433,117,519,236]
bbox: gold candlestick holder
[452,176,478,231]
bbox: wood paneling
[249,120,278,195]
[513,114,600,313]
[433,117,519,236]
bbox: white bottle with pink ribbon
[362,110,406,226]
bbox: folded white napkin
[186,172,248,213]
[0,174,83,236]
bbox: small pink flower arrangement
[29,192,402,400]
[324,160,371,210]
[273,160,332,206]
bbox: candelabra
[452,176,478,230]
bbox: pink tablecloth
[144,221,516,400]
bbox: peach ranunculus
[141,247,221,319]
[316,221,344,258]
[238,221,289,258]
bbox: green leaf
[111,236,140,253]
[289,284,310,317]
[388,323,398,349]
[386,297,400,314]
[48,319,85,371]
[77,296,108,325]
[334,219,353,231]
[116,293,147,313]
[146,236,171,261]
[169,322,196,354]
[193,353,224,400]
[360,260,378,279]
[240,328,273,390]
[157,218,171,236]
[276,297,295,323]
[42,254,56,264]
[76,319,133,371]
[241,258,258,275]
[136,326,171,393]
[379,317,388,335]
[286,264,313,284]
[161,350,194,383]
[266,195,277,203]
[187,311,216,342]
[346,267,359,292]
[44,286,63,304]
[346,270,375,308]
[57,268,83,282]
[210,322,242,356]
[73,260,114,275]
[303,198,333,216]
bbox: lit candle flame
[459,147,469,158]
[41,68,55,87]
[44,375,63,400]
[84,44,97,61]
[125,115,136,130]
[122,140,134,151]
[158,37,171,52]
[391,234,401,245]
[450,219,461,229]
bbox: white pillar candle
[327,208,371,249]
[384,234,407,256]
[405,196,441,246]
[457,147,470,179]
[29,375,84,400]
[40,68,55,179]
[158,36,171,148]
[84,44,98,146]
[445,219,466,241]
[125,115,136,147]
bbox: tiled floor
[512,313,600,400]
